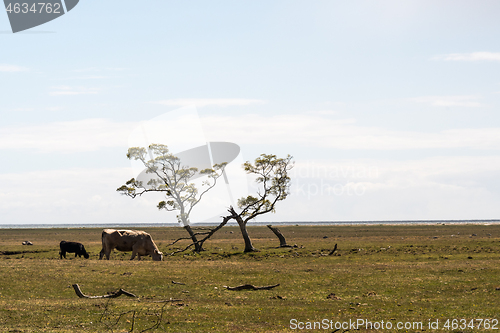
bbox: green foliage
[237,154,293,220]
[237,195,259,207]
[117,144,226,226]
[157,200,175,210]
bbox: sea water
[1,219,499,229]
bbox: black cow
[59,241,90,259]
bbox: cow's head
[84,252,90,259]
[152,249,163,261]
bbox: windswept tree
[228,154,294,252]
[117,144,226,252]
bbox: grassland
[1,224,500,332]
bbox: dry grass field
[1,224,500,332]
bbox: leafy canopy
[117,144,226,225]
[236,153,293,221]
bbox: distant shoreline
[1,219,499,229]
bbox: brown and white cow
[99,229,163,261]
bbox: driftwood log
[328,243,338,255]
[267,225,293,248]
[72,284,138,299]
[223,283,280,291]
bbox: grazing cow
[99,229,163,261]
[59,241,90,259]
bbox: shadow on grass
[1,249,51,255]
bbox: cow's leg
[105,249,111,260]
[99,248,111,260]
[59,251,65,259]
[130,243,140,260]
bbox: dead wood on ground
[328,243,338,255]
[72,284,138,299]
[223,283,280,291]
[171,281,185,285]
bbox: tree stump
[267,225,293,248]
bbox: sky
[1,0,500,225]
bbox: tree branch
[223,283,280,291]
[168,215,232,255]
[72,284,138,299]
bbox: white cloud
[1,113,500,154]
[280,156,500,221]
[200,114,500,150]
[0,167,164,224]
[44,106,63,111]
[49,86,99,96]
[308,110,339,116]
[154,98,267,107]
[70,75,111,80]
[0,64,29,72]
[9,107,35,112]
[281,180,500,221]
[1,157,500,224]
[71,67,100,73]
[71,67,127,73]
[433,52,500,62]
[0,118,134,153]
[410,95,485,108]
[0,166,243,224]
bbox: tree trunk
[232,215,256,252]
[183,225,203,252]
[266,225,292,248]
[238,220,256,252]
[227,206,257,252]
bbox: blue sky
[1,1,500,224]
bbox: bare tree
[117,144,226,252]
[228,154,294,252]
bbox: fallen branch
[170,215,232,255]
[223,283,280,291]
[72,284,138,299]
